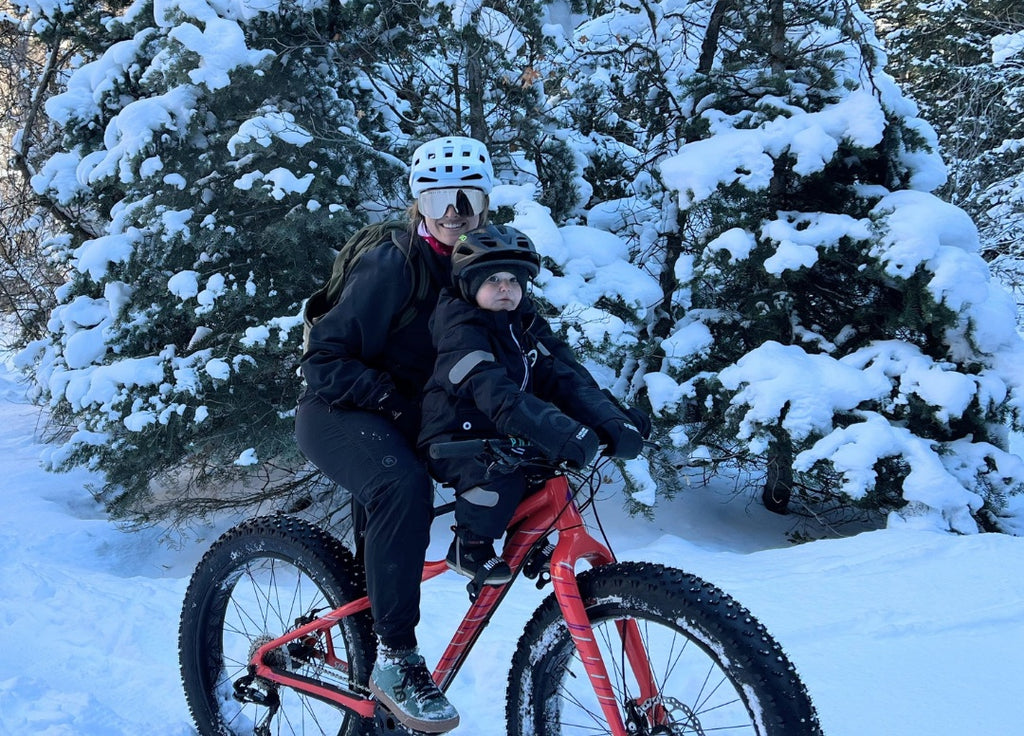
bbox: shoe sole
[446,560,513,585]
[369,679,460,734]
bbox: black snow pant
[295,392,433,652]
[428,453,527,540]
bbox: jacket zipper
[508,323,530,391]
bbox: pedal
[373,702,433,735]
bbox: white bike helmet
[408,136,495,196]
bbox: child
[419,224,646,586]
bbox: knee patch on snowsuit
[455,471,526,540]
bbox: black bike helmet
[451,225,542,300]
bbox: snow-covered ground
[1,356,1022,735]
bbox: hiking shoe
[446,530,513,585]
[369,647,459,733]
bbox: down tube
[432,479,564,690]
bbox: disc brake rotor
[627,695,704,736]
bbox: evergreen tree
[17,0,401,523]
[540,0,714,500]
[13,0,590,525]
[650,0,1024,531]
[866,1,1024,287]
[978,21,1024,314]
[344,0,580,220]
[534,0,1024,530]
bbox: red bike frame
[248,472,660,736]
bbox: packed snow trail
[2,362,1024,735]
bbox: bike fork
[549,532,661,736]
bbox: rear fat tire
[505,561,822,736]
[179,514,376,736]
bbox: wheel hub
[625,695,702,736]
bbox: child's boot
[446,527,513,585]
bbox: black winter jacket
[419,290,631,458]
[301,230,452,411]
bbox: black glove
[555,425,599,469]
[375,390,420,441]
[623,406,652,439]
[599,388,652,439]
[599,419,644,460]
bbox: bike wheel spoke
[508,563,820,736]
[554,669,613,733]
[180,516,375,736]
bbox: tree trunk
[769,0,786,76]
[763,429,793,514]
[464,24,488,141]
[698,0,733,75]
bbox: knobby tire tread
[505,560,823,736]
[179,514,376,736]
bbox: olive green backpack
[301,221,431,352]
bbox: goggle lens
[418,188,487,219]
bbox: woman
[297,137,649,733]
[296,135,493,733]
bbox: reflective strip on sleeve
[448,350,496,385]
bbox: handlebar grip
[428,440,489,459]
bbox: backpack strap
[302,221,410,353]
[302,222,437,353]
[391,228,437,331]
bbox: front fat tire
[179,514,376,736]
[506,561,822,736]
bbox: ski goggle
[417,188,487,219]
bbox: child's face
[475,271,523,312]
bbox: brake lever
[482,439,553,478]
[479,438,519,478]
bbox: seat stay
[248,596,376,717]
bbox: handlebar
[428,438,659,462]
[428,437,658,514]
[428,437,532,460]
